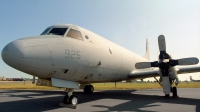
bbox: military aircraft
[190,76,200,82]
[2,24,200,106]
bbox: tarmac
[0,88,200,112]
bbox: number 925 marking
[65,49,81,59]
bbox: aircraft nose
[1,40,24,68]
[2,38,53,78]
[1,44,8,62]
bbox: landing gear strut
[84,85,94,93]
[172,86,178,98]
[155,77,179,98]
[63,88,78,105]
[165,86,178,98]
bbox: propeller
[135,35,199,69]
[135,35,199,95]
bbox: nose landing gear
[63,88,78,105]
[61,85,94,108]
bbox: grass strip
[0,81,199,90]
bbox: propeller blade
[135,61,159,69]
[169,59,179,67]
[135,62,151,69]
[158,35,168,60]
[151,61,159,67]
[158,35,166,52]
[177,57,199,65]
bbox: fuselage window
[66,29,83,40]
[48,28,68,36]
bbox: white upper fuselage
[2,24,149,83]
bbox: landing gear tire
[171,87,173,92]
[172,87,178,97]
[63,88,78,106]
[88,85,94,93]
[69,95,78,105]
[84,85,94,93]
[165,94,169,97]
[63,94,78,105]
[84,85,88,93]
[63,95,69,104]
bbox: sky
[0,0,200,81]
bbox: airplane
[1,24,200,106]
[190,76,200,82]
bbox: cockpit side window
[48,28,68,36]
[66,29,83,40]
[41,27,52,35]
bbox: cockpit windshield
[41,27,52,35]
[41,27,68,36]
[48,28,68,35]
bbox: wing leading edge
[128,65,200,79]
[176,66,200,74]
[128,69,160,79]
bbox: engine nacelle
[159,67,178,80]
[168,67,178,80]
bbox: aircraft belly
[19,65,52,78]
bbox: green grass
[0,81,200,90]
[93,82,200,90]
[0,81,58,90]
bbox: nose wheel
[63,88,78,105]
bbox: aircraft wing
[128,68,160,79]
[128,65,200,79]
[176,66,200,74]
